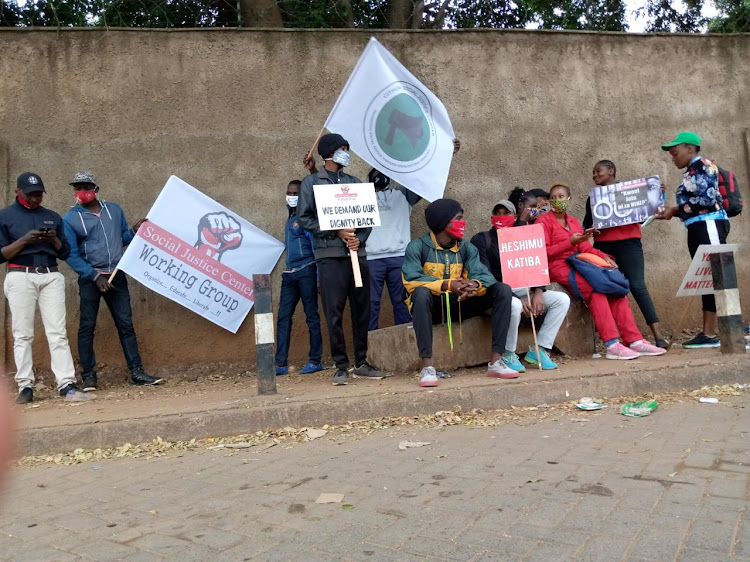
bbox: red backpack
[717,167,743,217]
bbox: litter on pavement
[576,397,607,411]
[620,400,658,417]
[398,441,431,451]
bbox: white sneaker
[419,366,439,387]
[487,359,519,379]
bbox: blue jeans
[368,256,411,331]
[274,265,323,366]
[78,271,142,375]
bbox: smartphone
[583,228,600,235]
[38,227,52,233]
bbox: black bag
[717,167,743,217]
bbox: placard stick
[107,269,119,284]
[666,295,696,351]
[526,287,543,371]
[350,249,363,288]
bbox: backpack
[565,253,630,302]
[717,167,743,217]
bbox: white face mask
[286,195,298,208]
[331,149,351,167]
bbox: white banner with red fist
[117,176,284,333]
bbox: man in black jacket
[0,173,79,403]
[298,133,384,385]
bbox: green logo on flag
[374,94,430,162]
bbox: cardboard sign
[497,224,550,289]
[117,176,284,333]
[676,244,739,297]
[313,183,381,231]
[589,176,663,230]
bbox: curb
[19,356,748,456]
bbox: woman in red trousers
[536,182,666,360]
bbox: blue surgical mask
[286,195,298,208]
[331,150,350,167]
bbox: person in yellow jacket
[402,198,518,387]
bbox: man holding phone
[0,173,79,403]
[63,171,161,391]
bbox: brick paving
[2,394,750,560]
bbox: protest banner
[589,176,663,230]
[676,244,739,297]
[117,176,284,333]
[322,37,455,203]
[497,224,550,290]
[497,225,550,371]
[313,182,380,287]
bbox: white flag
[117,176,284,333]
[325,37,455,203]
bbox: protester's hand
[337,228,359,251]
[570,232,593,245]
[521,298,533,318]
[518,207,531,222]
[20,229,48,246]
[303,153,318,174]
[453,138,461,155]
[655,206,675,220]
[457,280,479,302]
[95,274,112,293]
[531,290,545,316]
[604,256,618,269]
[132,219,147,231]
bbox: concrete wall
[0,28,748,374]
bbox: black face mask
[371,173,391,190]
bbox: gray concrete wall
[0,28,748,374]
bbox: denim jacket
[285,208,315,271]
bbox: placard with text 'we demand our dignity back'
[117,176,284,333]
[313,183,381,231]
[497,225,550,290]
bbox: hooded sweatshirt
[366,185,421,260]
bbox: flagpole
[306,126,327,164]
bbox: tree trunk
[239,0,283,27]
[388,0,414,28]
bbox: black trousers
[411,282,513,359]
[594,238,659,326]
[317,256,370,370]
[686,219,730,313]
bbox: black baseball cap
[17,172,46,194]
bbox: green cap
[661,131,701,151]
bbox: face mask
[538,205,549,214]
[372,172,390,190]
[331,150,350,167]
[16,189,41,210]
[550,199,570,213]
[528,208,540,219]
[285,195,299,208]
[74,190,97,205]
[492,215,515,229]
[445,220,466,239]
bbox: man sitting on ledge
[402,198,518,388]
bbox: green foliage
[708,0,750,31]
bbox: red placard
[497,224,550,289]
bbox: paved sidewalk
[2,392,750,560]
[11,348,750,455]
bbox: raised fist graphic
[194,212,242,261]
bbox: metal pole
[710,251,745,355]
[253,274,277,395]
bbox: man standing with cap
[0,172,78,403]
[298,133,384,385]
[402,198,518,387]
[656,131,729,348]
[63,171,162,390]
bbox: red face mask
[74,190,97,205]
[492,215,515,229]
[16,189,41,210]
[445,219,466,239]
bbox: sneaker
[332,369,349,386]
[16,387,33,404]
[524,346,558,370]
[655,339,669,350]
[81,373,98,392]
[502,352,526,373]
[299,361,324,374]
[629,340,667,356]
[59,383,79,397]
[419,366,439,387]
[683,332,720,349]
[275,365,289,376]
[129,369,163,386]
[487,358,520,379]
[351,362,385,380]
[606,342,640,360]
